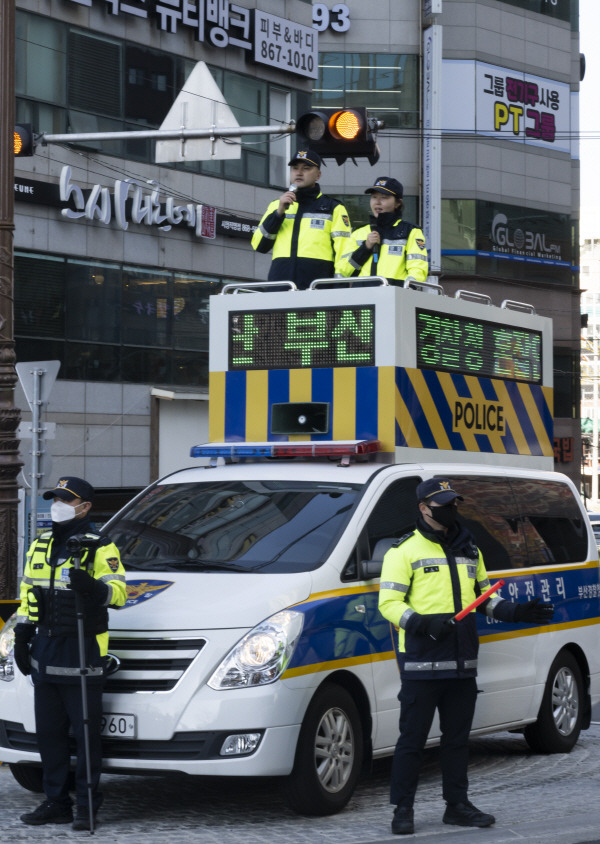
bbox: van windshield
[107,480,362,573]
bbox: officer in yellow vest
[339,176,428,283]
[251,149,352,289]
[14,476,127,831]
[378,478,554,835]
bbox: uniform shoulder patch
[106,557,120,572]
[392,531,414,547]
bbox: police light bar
[190,440,381,459]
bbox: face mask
[51,500,77,524]
[429,502,458,529]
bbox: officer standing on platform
[378,478,554,835]
[251,148,352,289]
[13,476,127,831]
[339,176,428,284]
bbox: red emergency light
[190,440,381,459]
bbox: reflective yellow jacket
[251,185,352,289]
[339,217,428,283]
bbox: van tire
[9,764,44,793]
[524,651,583,753]
[282,683,363,816]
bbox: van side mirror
[359,537,401,580]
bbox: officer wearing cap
[14,477,127,830]
[378,478,554,835]
[339,176,428,284]
[251,149,352,289]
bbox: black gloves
[514,597,554,624]
[69,568,109,605]
[13,623,34,676]
[410,613,455,641]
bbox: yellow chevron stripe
[463,374,507,453]
[406,368,452,449]
[245,370,269,441]
[378,367,396,452]
[395,379,422,448]
[333,368,356,440]
[437,371,476,452]
[517,381,553,456]
[491,378,530,455]
[209,371,226,442]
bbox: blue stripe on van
[224,371,246,441]
[355,367,378,441]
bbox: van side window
[446,476,527,570]
[341,477,420,582]
[364,477,421,555]
[511,479,587,565]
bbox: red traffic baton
[453,579,505,622]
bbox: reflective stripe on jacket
[339,218,428,282]
[378,529,491,679]
[16,530,127,682]
[251,189,352,289]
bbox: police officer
[378,478,554,835]
[339,176,428,284]
[14,477,127,830]
[251,149,352,289]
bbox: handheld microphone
[371,225,380,267]
[289,184,297,193]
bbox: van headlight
[208,610,304,690]
[0,615,17,682]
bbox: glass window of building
[314,53,419,130]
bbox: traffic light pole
[40,122,296,146]
[0,0,22,600]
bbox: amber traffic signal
[14,124,35,157]
[295,108,381,165]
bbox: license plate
[101,713,136,738]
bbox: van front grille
[105,636,206,693]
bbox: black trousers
[34,681,103,811]
[390,677,478,807]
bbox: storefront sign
[312,4,351,32]
[478,202,570,267]
[63,0,318,79]
[15,170,259,240]
[59,165,257,238]
[442,60,571,153]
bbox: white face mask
[51,499,78,524]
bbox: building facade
[13,0,582,520]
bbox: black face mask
[429,502,458,529]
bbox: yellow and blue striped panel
[209,367,396,451]
[209,366,553,458]
[396,367,554,457]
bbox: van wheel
[524,651,583,753]
[282,683,363,816]
[9,764,44,793]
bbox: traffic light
[295,108,382,165]
[14,124,35,157]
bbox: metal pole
[40,121,296,146]
[69,538,95,835]
[29,368,41,550]
[0,0,22,600]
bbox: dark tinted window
[446,475,587,569]
[364,477,421,554]
[109,480,362,574]
[512,478,587,565]
[446,476,527,570]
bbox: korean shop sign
[64,0,317,79]
[442,60,571,153]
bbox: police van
[0,279,598,816]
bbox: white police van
[0,280,598,815]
